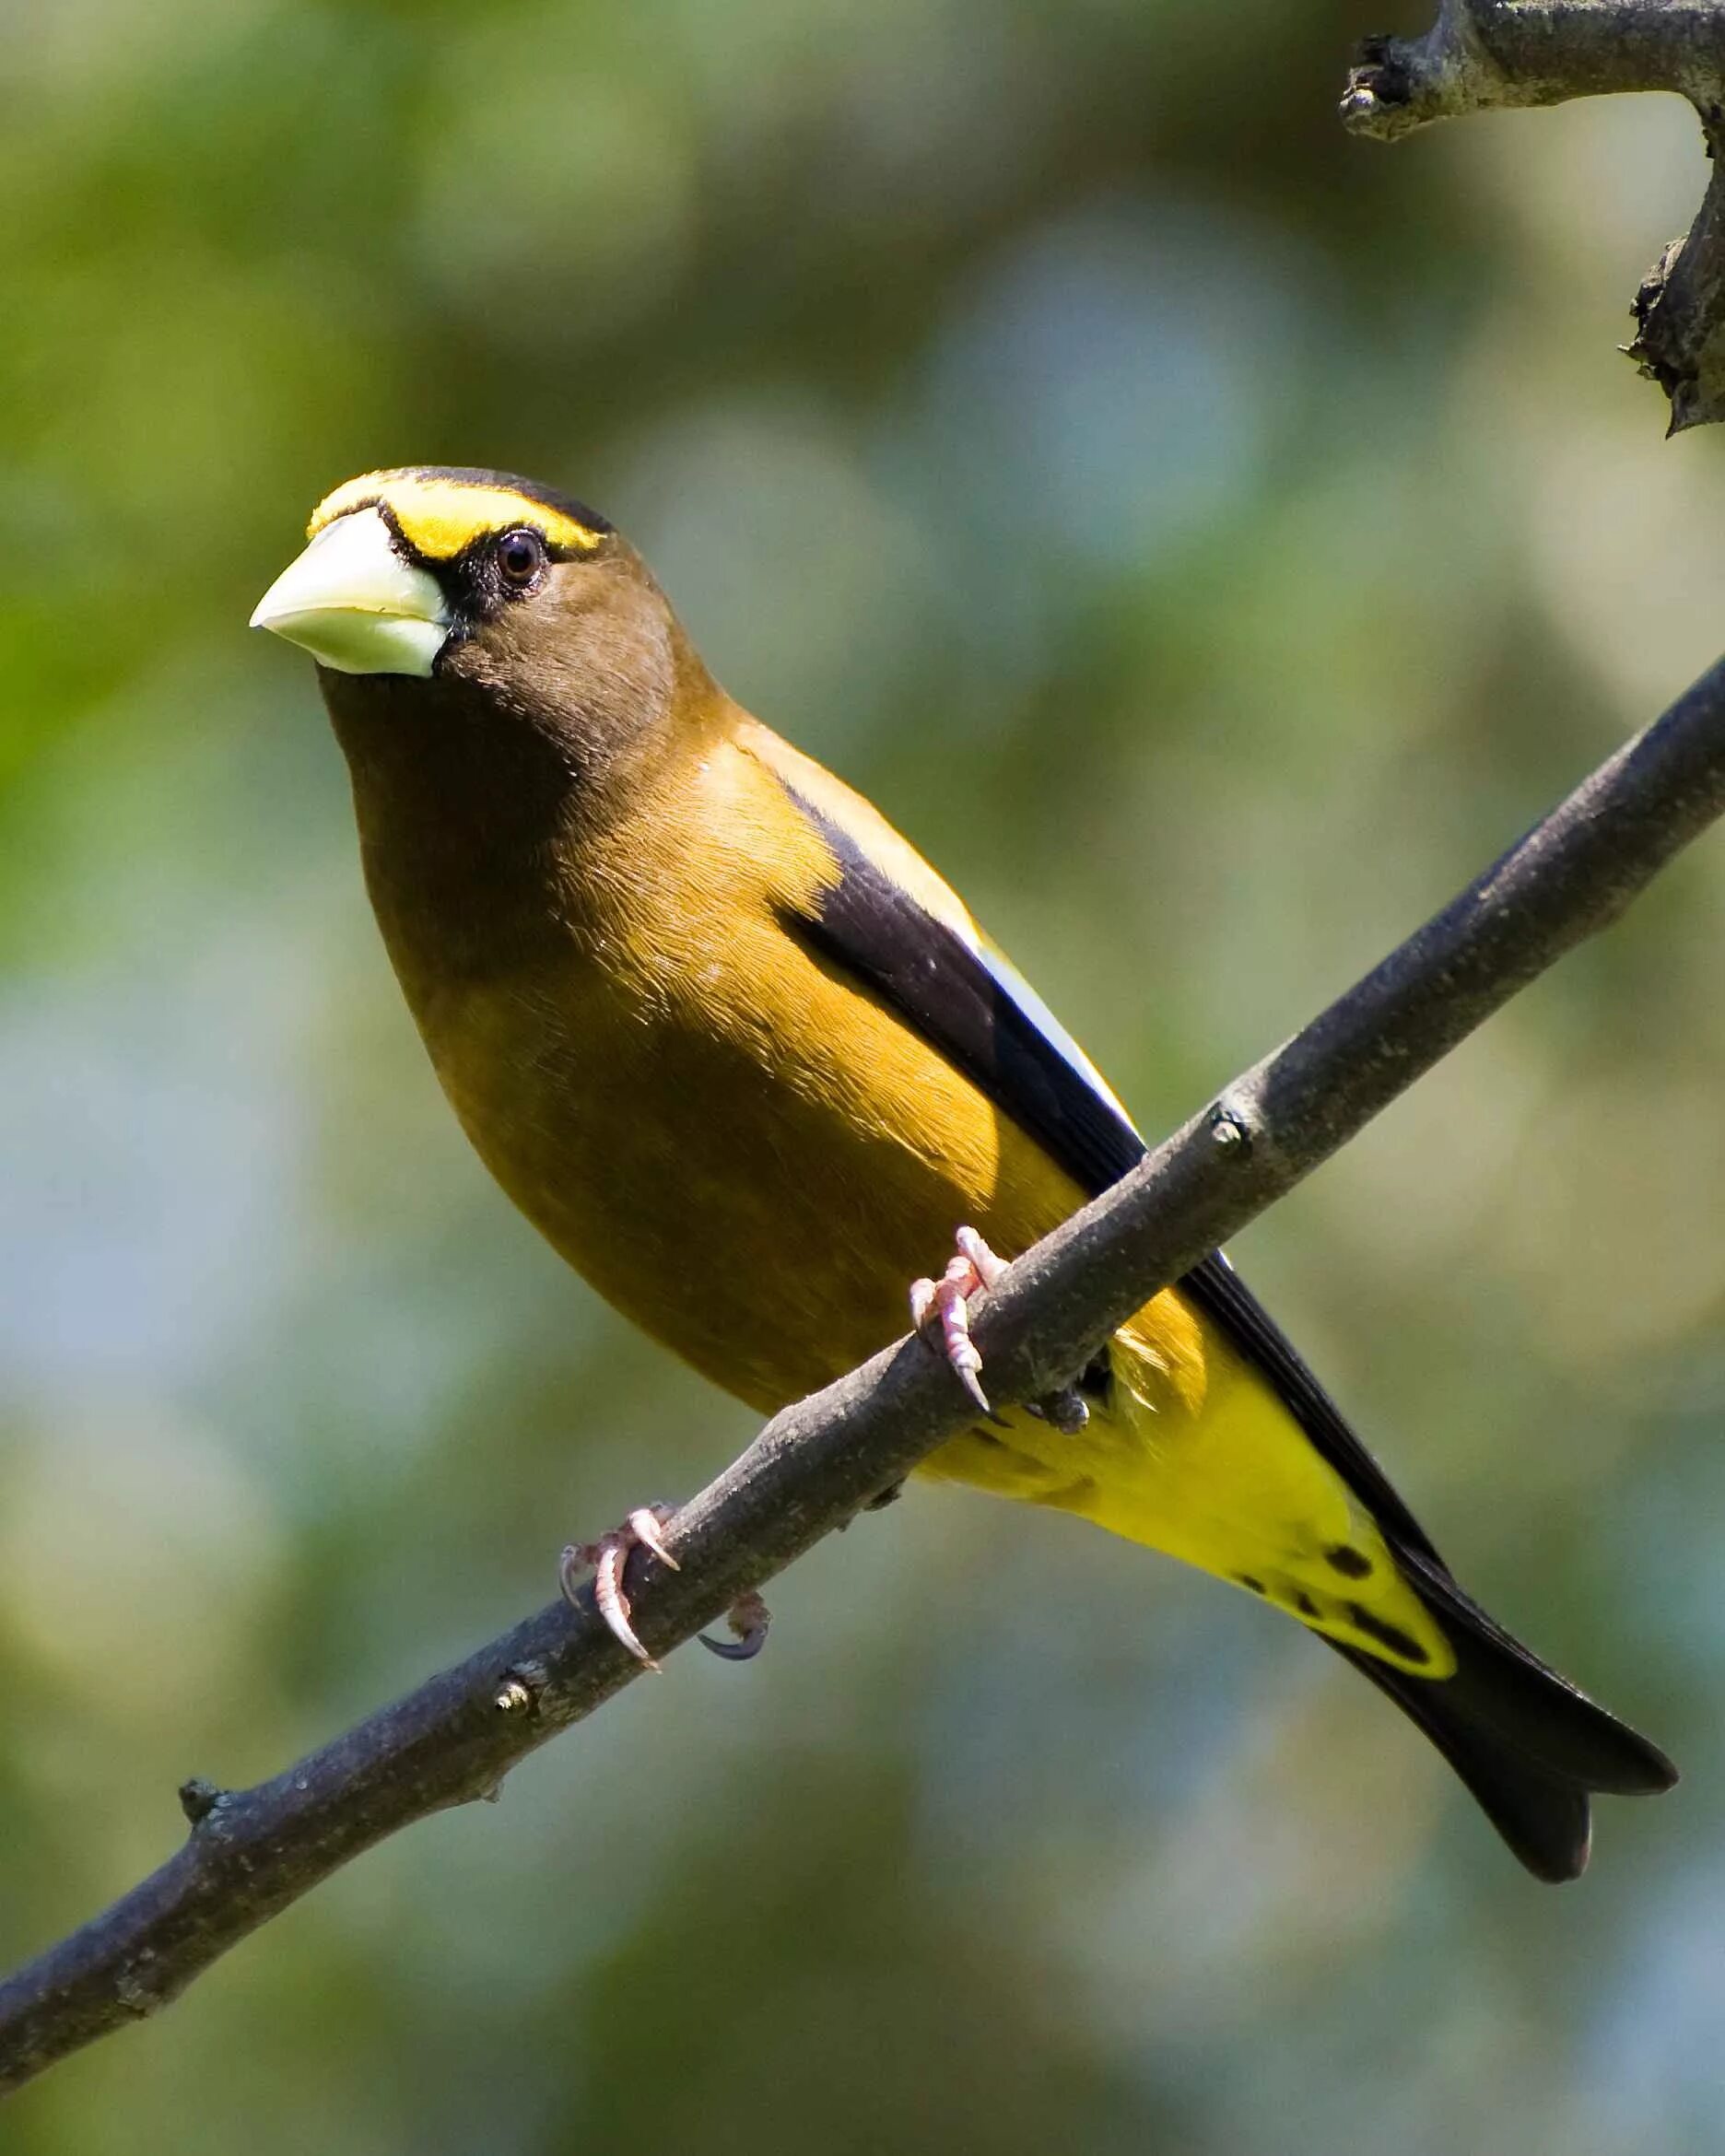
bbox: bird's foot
[698,1589,772,1663]
[909,1225,1090,1433]
[561,1505,678,1670]
[559,1506,773,1671]
[909,1224,1006,1414]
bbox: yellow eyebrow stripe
[308,471,606,560]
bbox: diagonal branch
[1341,0,1725,430]
[5,649,1725,2093]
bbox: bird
[252,463,1676,1881]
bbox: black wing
[782,787,1439,1558]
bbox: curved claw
[950,1355,991,1416]
[699,1589,771,1663]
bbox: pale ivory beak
[250,508,450,676]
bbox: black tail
[1329,1549,1676,1882]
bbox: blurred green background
[5,1,1724,2149]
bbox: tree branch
[5,649,1725,2092]
[1341,0,1725,430]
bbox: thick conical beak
[250,508,450,676]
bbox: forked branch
[1341,0,1725,428]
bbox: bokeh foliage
[4,2,1725,2150]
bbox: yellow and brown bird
[252,464,1675,1881]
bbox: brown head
[252,465,723,967]
[253,466,717,856]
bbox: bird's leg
[909,1225,1090,1433]
[558,1505,772,1670]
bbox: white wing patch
[976,939,1139,1133]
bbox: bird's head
[252,467,710,818]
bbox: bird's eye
[495,528,546,589]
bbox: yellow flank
[309,470,606,559]
[359,685,1451,1685]
[924,1317,1454,1677]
